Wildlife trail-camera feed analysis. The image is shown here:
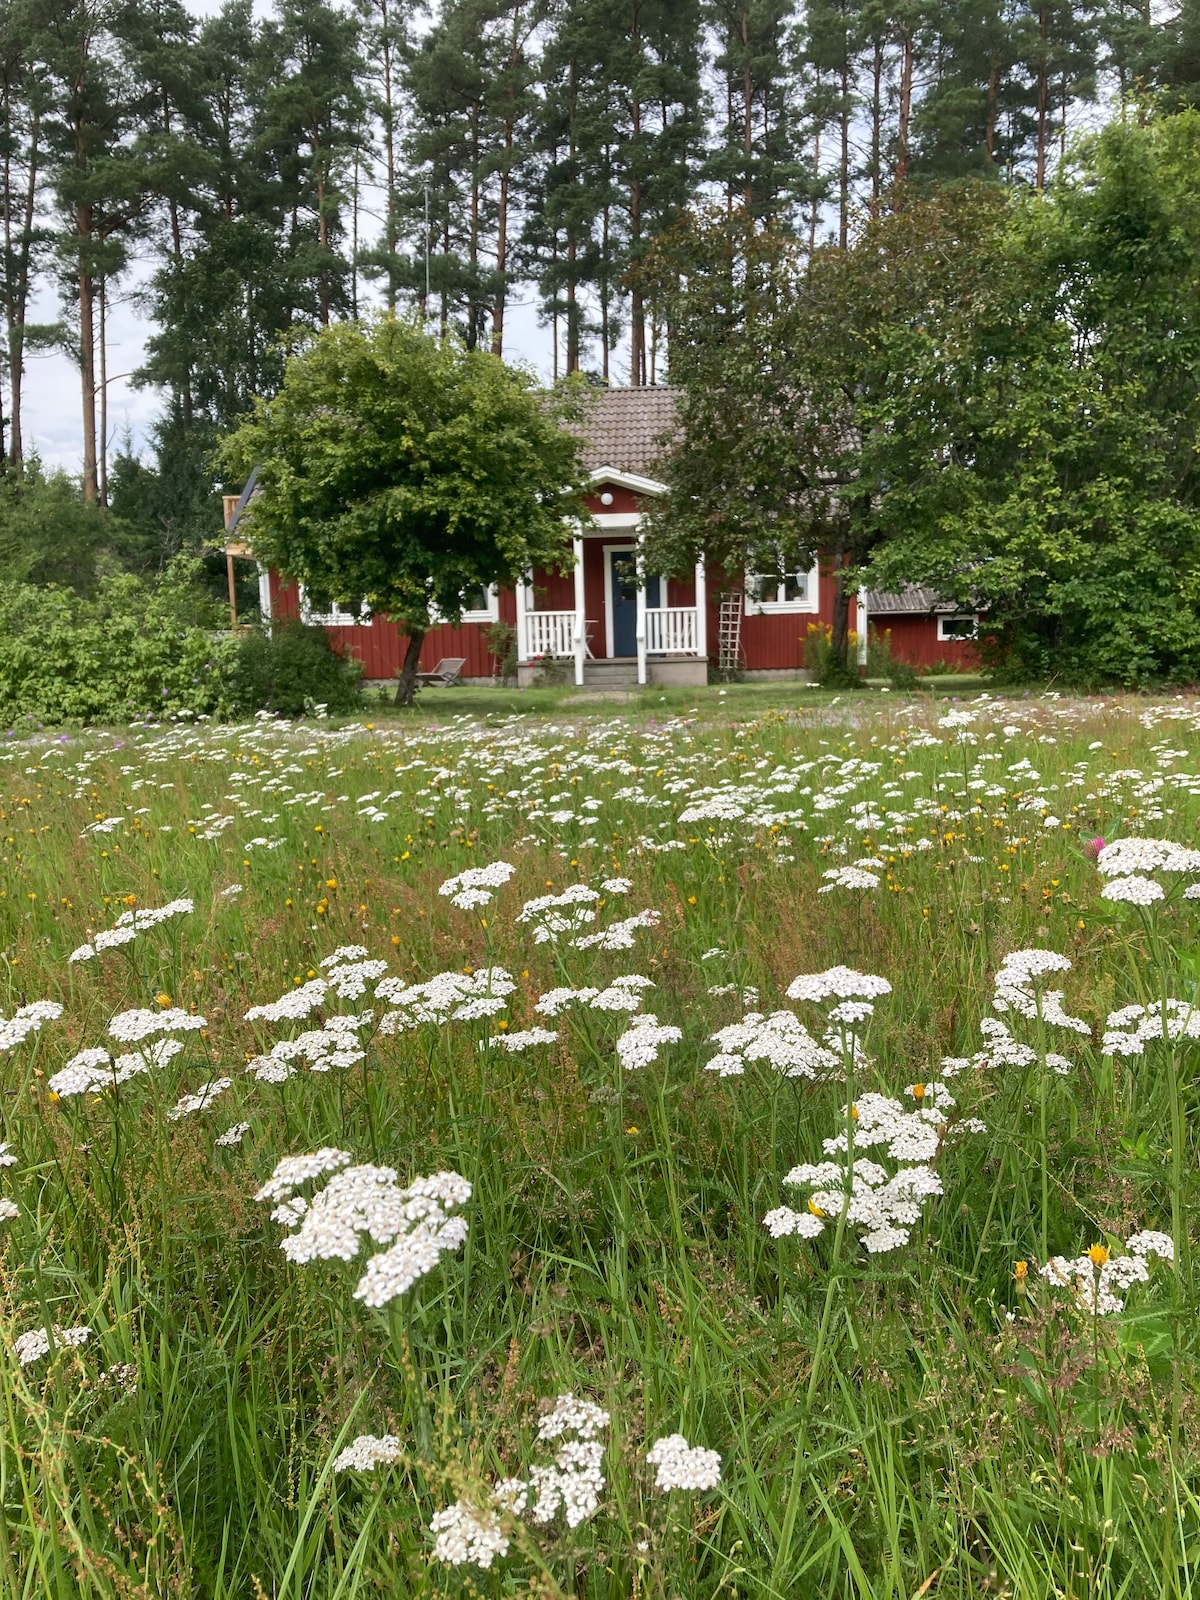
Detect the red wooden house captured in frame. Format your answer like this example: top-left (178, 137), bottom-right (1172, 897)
top-left (253, 388), bottom-right (978, 686)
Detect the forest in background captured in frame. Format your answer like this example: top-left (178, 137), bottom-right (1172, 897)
top-left (2, 0), bottom-right (1200, 644)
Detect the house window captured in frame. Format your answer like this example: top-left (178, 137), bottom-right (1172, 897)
top-left (429, 585), bottom-right (500, 625)
top-left (745, 565), bottom-right (819, 613)
top-left (937, 614), bottom-right (978, 641)
top-left (460, 584), bottom-right (499, 623)
top-left (299, 587), bottom-right (372, 627)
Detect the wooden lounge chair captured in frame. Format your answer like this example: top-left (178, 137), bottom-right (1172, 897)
top-left (415, 657), bottom-right (467, 688)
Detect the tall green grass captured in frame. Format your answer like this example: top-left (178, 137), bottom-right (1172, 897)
top-left (0, 694), bottom-right (1197, 1597)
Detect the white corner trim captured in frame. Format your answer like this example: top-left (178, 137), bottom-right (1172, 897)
top-left (588, 466), bottom-right (667, 497)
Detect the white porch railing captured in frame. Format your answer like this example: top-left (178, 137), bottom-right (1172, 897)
top-left (645, 606), bottom-right (698, 656)
top-left (523, 610), bottom-right (575, 659)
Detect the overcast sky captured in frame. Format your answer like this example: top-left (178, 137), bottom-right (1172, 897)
top-left (24, 0), bottom-right (560, 483)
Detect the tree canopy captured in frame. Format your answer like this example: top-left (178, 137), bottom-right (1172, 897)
top-left (644, 114), bottom-right (1200, 685)
top-left (220, 316), bottom-right (589, 700)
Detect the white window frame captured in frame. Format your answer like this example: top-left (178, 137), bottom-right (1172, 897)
top-left (298, 586), bottom-right (372, 627)
top-left (744, 563), bottom-right (820, 615)
top-left (937, 613), bottom-right (979, 641)
top-left (428, 585), bottom-right (500, 626)
top-left (460, 584), bottom-right (500, 624)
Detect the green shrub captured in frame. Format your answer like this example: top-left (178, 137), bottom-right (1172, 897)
top-left (230, 620), bottom-right (363, 717)
top-left (0, 567), bottom-right (243, 726)
top-left (0, 566), bottom-right (362, 726)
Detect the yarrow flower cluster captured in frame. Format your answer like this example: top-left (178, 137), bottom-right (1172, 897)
top-left (246, 1013), bottom-right (372, 1080)
top-left (319, 946), bottom-right (390, 999)
top-left (333, 1433), bottom-right (403, 1473)
top-left (645, 1434), bottom-right (722, 1493)
top-left (535, 976), bottom-right (653, 1017)
top-left (991, 949), bottom-right (1089, 1034)
top-left (1040, 1232), bottom-right (1174, 1315)
top-left (47, 1036), bottom-right (186, 1099)
top-left (516, 883), bottom-right (600, 943)
top-left (1101, 998), bottom-right (1200, 1057)
top-left (764, 1082), bottom-right (972, 1254)
top-left (438, 860), bottom-right (516, 911)
top-left (484, 1027), bottom-right (558, 1053)
top-left (429, 1500), bottom-right (510, 1570)
top-left (377, 968), bottom-right (515, 1032)
top-left (707, 1011), bottom-right (839, 1080)
top-left (0, 1000), bottom-right (62, 1053)
top-left (573, 909), bottom-right (661, 951)
top-left (819, 865), bottom-right (881, 893)
top-left (255, 1154), bottom-right (471, 1308)
top-left (108, 1007), bottom-right (206, 1044)
top-left (167, 1078), bottom-right (232, 1120)
top-left (12, 1325), bottom-right (91, 1366)
top-left (1094, 837), bottom-right (1200, 906)
top-left (245, 979), bottom-right (329, 1024)
top-left (69, 898), bottom-right (193, 962)
top-left (615, 1014), bottom-right (682, 1071)
top-left (786, 968), bottom-right (893, 1005)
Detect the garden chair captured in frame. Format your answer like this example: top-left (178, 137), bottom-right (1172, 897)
top-left (415, 657), bottom-right (467, 688)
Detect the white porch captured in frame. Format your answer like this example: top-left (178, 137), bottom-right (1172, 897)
top-left (514, 531), bottom-right (708, 688)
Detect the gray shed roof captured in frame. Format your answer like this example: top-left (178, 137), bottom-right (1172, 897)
top-left (863, 585), bottom-right (962, 615)
top-left (576, 386), bottom-right (680, 478)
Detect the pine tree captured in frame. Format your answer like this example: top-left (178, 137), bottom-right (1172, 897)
top-left (0, 0), bottom-right (56, 468)
top-left (256, 0), bottom-right (367, 327)
top-left (41, 0), bottom-right (153, 502)
top-left (706, 0), bottom-right (800, 225)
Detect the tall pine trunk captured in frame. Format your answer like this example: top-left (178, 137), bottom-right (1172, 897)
top-left (1035, 7), bottom-right (1049, 192)
top-left (98, 273), bottom-right (108, 506)
top-left (77, 206), bottom-right (98, 504)
top-left (896, 23), bottom-right (913, 187)
top-left (4, 101), bottom-right (39, 469)
top-left (838, 62), bottom-right (850, 248)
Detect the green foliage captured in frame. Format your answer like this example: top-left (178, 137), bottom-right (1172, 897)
top-left (0, 565), bottom-right (241, 726)
top-left (219, 316), bottom-right (590, 699)
top-left (230, 619), bottom-right (363, 717)
top-left (0, 461), bottom-right (109, 593)
top-left (867, 116), bottom-right (1200, 687)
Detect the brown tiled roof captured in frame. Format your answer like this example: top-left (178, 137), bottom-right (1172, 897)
top-left (576, 386), bottom-right (680, 478)
top-left (864, 585), bottom-right (960, 615)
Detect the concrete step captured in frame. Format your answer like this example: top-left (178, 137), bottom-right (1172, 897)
top-left (583, 660), bottom-right (639, 688)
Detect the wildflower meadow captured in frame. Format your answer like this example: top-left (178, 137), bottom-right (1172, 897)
top-left (2, 691), bottom-right (1199, 1598)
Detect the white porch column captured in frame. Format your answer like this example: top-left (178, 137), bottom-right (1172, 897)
top-left (572, 532), bottom-right (586, 687)
top-left (694, 558), bottom-right (707, 662)
top-left (514, 571), bottom-right (530, 664)
top-left (257, 563), bottom-right (273, 625)
top-left (635, 530), bottom-right (648, 686)
top-left (857, 586), bottom-right (869, 668)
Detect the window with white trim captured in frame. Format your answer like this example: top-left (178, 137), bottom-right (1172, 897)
top-left (937, 614), bottom-right (978, 641)
top-left (298, 587), bottom-right (372, 627)
top-left (460, 584), bottom-right (499, 623)
top-left (745, 564), bottom-right (819, 614)
top-left (429, 585), bottom-right (500, 625)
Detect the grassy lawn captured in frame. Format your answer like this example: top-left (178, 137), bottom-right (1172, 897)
top-left (366, 673), bottom-right (998, 721)
top-left (1, 691), bottom-right (1198, 1597)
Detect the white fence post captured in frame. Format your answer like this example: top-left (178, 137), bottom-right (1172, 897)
top-left (694, 559), bottom-right (707, 663)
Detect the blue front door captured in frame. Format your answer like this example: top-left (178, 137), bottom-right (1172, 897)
top-left (609, 550), bottom-right (659, 658)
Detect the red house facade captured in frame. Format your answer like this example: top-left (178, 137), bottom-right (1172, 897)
top-left (256, 388), bottom-right (978, 686)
